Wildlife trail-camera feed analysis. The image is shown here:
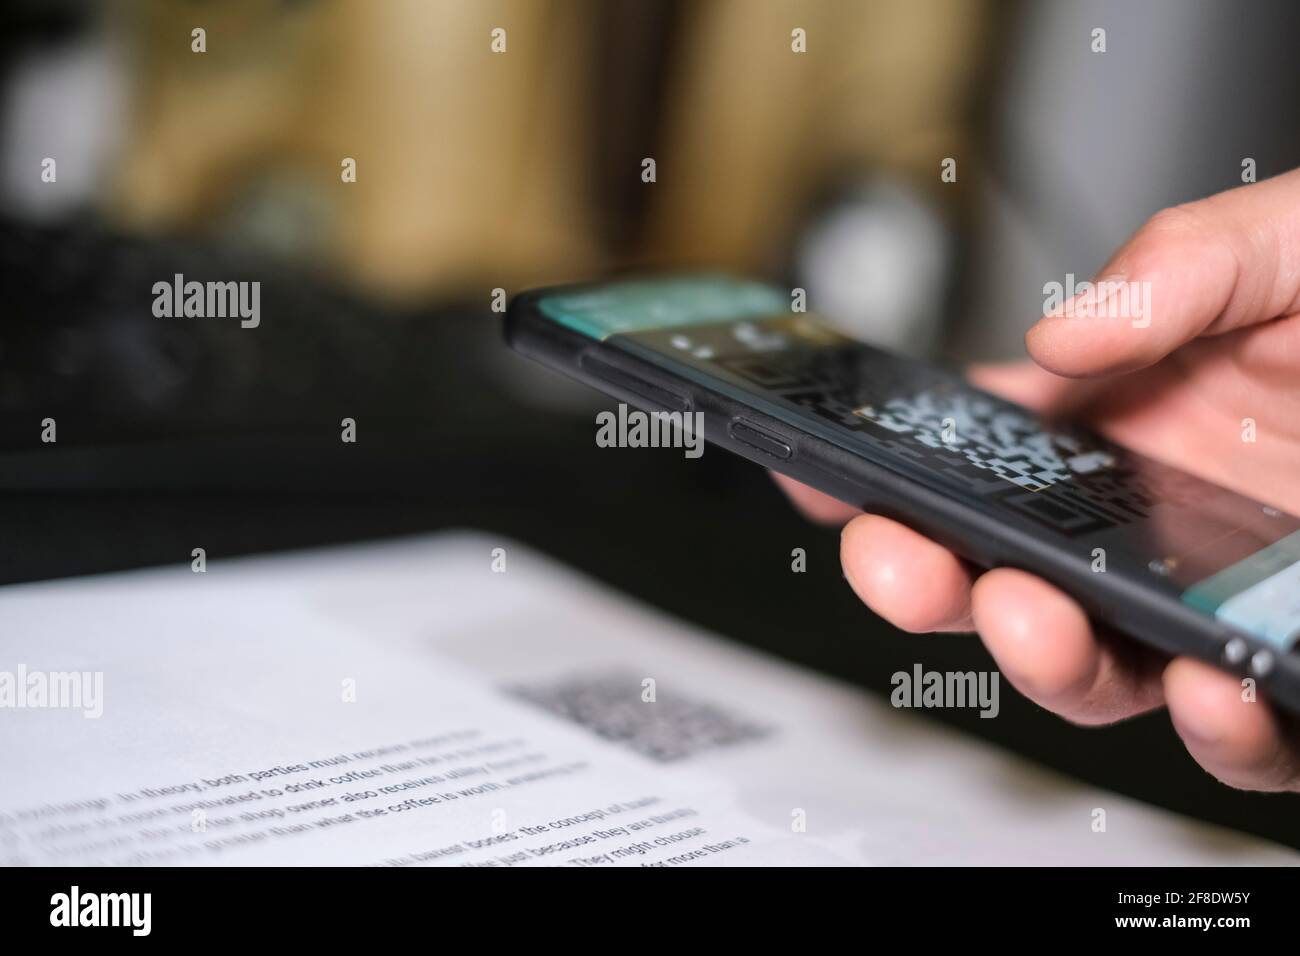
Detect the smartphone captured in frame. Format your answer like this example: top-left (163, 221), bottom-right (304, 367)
top-left (506, 274), bottom-right (1300, 714)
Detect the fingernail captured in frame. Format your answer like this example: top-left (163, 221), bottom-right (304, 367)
top-left (1043, 273), bottom-right (1129, 320)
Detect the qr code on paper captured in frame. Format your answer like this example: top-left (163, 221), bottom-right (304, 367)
top-left (505, 671), bottom-right (770, 763)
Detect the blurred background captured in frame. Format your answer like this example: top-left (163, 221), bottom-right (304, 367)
top-left (4, 0), bottom-right (1300, 845)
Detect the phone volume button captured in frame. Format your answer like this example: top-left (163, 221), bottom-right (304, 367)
top-left (579, 355), bottom-right (691, 412)
top-left (728, 420), bottom-right (793, 460)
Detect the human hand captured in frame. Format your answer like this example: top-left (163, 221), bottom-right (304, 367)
top-left (780, 169), bottom-right (1300, 790)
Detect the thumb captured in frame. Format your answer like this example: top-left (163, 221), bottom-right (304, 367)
top-left (1027, 168), bottom-right (1300, 378)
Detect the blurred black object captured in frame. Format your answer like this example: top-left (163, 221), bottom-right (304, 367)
top-left (0, 0), bottom-right (88, 50)
top-left (0, 215), bottom-right (552, 497)
top-left (0, 216), bottom-right (459, 447)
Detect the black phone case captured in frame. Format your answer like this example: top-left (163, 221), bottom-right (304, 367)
top-left (507, 285), bottom-right (1300, 718)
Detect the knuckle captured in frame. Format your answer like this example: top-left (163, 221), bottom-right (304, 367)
top-left (1134, 203), bottom-right (1211, 248)
top-left (1121, 201), bottom-right (1240, 287)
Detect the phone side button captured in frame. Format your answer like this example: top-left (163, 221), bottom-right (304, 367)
top-left (728, 420), bottom-right (793, 460)
top-left (578, 355), bottom-right (691, 413)
top-left (1223, 637), bottom-right (1249, 666)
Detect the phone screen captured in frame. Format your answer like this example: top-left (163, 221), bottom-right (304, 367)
top-left (537, 277), bottom-right (1300, 652)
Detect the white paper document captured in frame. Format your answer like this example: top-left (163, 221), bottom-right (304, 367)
top-left (1, 532), bottom-right (1293, 866)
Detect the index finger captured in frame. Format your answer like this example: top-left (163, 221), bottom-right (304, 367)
top-left (1027, 168), bottom-right (1300, 378)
